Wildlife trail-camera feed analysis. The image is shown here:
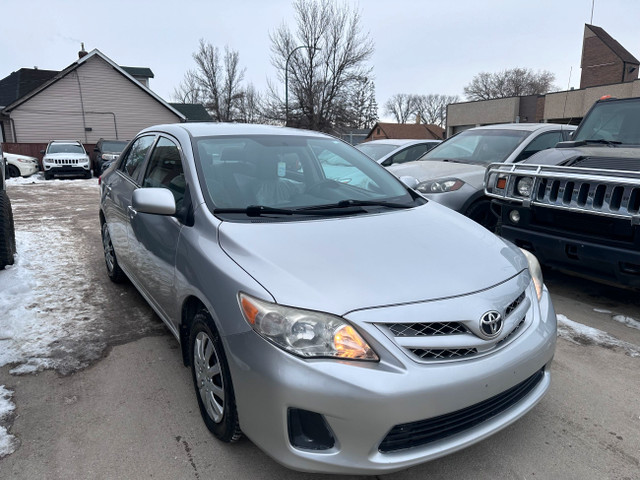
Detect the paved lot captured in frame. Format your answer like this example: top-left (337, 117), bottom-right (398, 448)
top-left (1, 179), bottom-right (639, 479)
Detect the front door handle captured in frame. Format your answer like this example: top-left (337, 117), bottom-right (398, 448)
top-left (127, 205), bottom-right (137, 219)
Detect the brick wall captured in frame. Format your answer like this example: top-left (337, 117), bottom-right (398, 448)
top-left (581, 36), bottom-right (626, 88)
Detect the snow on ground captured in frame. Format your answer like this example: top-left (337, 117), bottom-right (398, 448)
top-left (6, 172), bottom-right (99, 187)
top-left (557, 314), bottom-right (640, 357)
top-left (612, 314), bottom-right (640, 331)
top-left (0, 385), bottom-right (17, 458)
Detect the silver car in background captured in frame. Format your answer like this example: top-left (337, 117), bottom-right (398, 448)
top-left (99, 123), bottom-right (556, 474)
top-left (355, 138), bottom-right (440, 166)
top-left (388, 123), bottom-right (576, 228)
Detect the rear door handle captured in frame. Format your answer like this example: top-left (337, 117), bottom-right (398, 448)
top-left (127, 205), bottom-right (137, 219)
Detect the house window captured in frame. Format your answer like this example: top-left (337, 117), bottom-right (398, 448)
top-left (376, 128), bottom-right (380, 135)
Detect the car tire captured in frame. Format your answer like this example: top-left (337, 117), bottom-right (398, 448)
top-left (189, 310), bottom-right (242, 443)
top-left (466, 199), bottom-right (497, 231)
top-left (7, 165), bottom-right (20, 178)
top-left (0, 190), bottom-right (17, 269)
top-left (44, 171), bottom-right (53, 180)
top-left (101, 222), bottom-right (126, 283)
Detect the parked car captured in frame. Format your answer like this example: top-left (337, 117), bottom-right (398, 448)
top-left (356, 139), bottom-right (440, 166)
top-left (485, 96), bottom-right (640, 288)
top-left (387, 124), bottom-right (576, 229)
top-left (3, 151), bottom-right (39, 178)
top-left (92, 138), bottom-right (128, 176)
top-left (41, 140), bottom-right (91, 179)
top-left (0, 144), bottom-right (16, 269)
top-left (99, 123), bottom-right (556, 475)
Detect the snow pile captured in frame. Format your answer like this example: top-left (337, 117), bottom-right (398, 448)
top-left (0, 229), bottom-right (108, 375)
top-left (557, 314), bottom-right (640, 357)
top-left (6, 172), bottom-right (99, 188)
top-left (0, 385), bottom-right (17, 458)
top-left (612, 314), bottom-right (640, 331)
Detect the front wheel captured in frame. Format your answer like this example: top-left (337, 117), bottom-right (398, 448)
top-left (7, 165), bottom-right (20, 178)
top-left (189, 310), bottom-right (241, 443)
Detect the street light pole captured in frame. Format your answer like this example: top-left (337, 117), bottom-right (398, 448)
top-left (285, 44), bottom-right (319, 127)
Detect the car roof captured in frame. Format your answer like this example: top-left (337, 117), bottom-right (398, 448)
top-left (468, 123), bottom-right (577, 132)
top-left (49, 140), bottom-right (83, 144)
top-left (139, 122), bottom-right (330, 139)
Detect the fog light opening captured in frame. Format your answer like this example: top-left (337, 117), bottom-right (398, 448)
top-left (288, 408), bottom-right (336, 451)
top-left (509, 210), bottom-right (521, 224)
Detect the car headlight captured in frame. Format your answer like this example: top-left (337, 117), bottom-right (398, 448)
top-left (516, 176), bottom-right (534, 197)
top-left (519, 248), bottom-right (543, 301)
top-left (239, 293), bottom-right (378, 361)
top-left (416, 178), bottom-right (464, 194)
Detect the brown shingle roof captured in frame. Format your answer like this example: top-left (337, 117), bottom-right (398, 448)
top-left (367, 122), bottom-right (444, 140)
top-left (586, 24), bottom-right (639, 65)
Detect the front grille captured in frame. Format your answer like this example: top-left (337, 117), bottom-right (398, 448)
top-left (496, 318), bottom-right (526, 347)
top-left (409, 348), bottom-right (477, 360)
top-left (389, 322), bottom-right (467, 337)
top-left (52, 158), bottom-right (81, 165)
top-left (378, 368), bottom-right (544, 453)
top-left (505, 292), bottom-right (525, 317)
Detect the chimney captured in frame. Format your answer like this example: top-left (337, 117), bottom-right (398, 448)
top-left (78, 43), bottom-right (88, 59)
top-left (415, 114), bottom-right (421, 124)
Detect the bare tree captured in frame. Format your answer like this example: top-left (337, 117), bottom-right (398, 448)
top-left (348, 77), bottom-right (378, 129)
top-left (236, 83), bottom-right (265, 124)
top-left (175, 39), bottom-right (247, 122)
top-left (269, 0), bottom-right (375, 132)
top-left (172, 70), bottom-right (203, 104)
top-left (414, 94), bottom-right (460, 128)
top-left (383, 94), bottom-right (419, 123)
top-left (464, 68), bottom-right (556, 101)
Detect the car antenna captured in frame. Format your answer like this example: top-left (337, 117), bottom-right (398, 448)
top-left (562, 67), bottom-right (573, 127)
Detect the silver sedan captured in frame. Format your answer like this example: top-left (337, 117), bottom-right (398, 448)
top-left (99, 123), bottom-right (556, 474)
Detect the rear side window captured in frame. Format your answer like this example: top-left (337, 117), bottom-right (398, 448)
top-left (119, 135), bottom-right (155, 180)
top-left (142, 137), bottom-right (186, 209)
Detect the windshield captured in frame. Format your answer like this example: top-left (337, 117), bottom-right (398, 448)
top-left (419, 129), bottom-right (531, 165)
top-left (355, 143), bottom-right (400, 160)
top-left (102, 141), bottom-right (128, 152)
top-left (48, 143), bottom-right (85, 154)
top-left (193, 135), bottom-right (415, 215)
top-left (573, 98), bottom-right (640, 145)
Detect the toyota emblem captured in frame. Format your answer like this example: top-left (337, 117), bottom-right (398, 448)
top-left (480, 311), bottom-right (503, 339)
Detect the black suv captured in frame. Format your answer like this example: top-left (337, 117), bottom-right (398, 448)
top-left (92, 139), bottom-right (128, 176)
top-left (485, 96), bottom-right (640, 288)
top-left (0, 144), bottom-right (16, 269)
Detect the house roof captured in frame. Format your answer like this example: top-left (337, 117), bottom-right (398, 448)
top-left (367, 122), bottom-right (445, 140)
top-left (0, 68), bottom-right (58, 107)
top-left (1, 49), bottom-right (185, 120)
top-left (585, 24), bottom-right (640, 65)
top-left (121, 66), bottom-right (154, 78)
top-left (169, 103), bottom-right (212, 121)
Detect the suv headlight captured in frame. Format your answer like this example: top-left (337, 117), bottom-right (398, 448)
top-left (519, 248), bottom-right (543, 301)
top-left (516, 176), bottom-right (534, 197)
top-left (239, 293), bottom-right (378, 361)
top-left (416, 178), bottom-right (464, 194)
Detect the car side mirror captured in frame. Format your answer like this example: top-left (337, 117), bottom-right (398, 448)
top-left (94, 147), bottom-right (100, 152)
top-left (399, 176), bottom-right (419, 189)
top-left (132, 188), bottom-right (176, 215)
top-left (40, 150), bottom-right (45, 154)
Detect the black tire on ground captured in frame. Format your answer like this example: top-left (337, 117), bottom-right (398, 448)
top-left (0, 190), bottom-right (17, 269)
top-left (189, 310), bottom-right (242, 443)
top-left (84, 169), bottom-right (92, 179)
top-left (7, 164), bottom-right (20, 178)
top-left (466, 198), bottom-right (498, 231)
top-left (44, 171), bottom-right (53, 180)
top-left (101, 222), bottom-right (126, 283)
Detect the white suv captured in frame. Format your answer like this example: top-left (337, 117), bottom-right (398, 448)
top-left (42, 140), bottom-right (91, 180)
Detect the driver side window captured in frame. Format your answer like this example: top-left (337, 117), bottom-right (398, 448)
top-left (119, 135), bottom-right (155, 181)
top-left (141, 137), bottom-right (186, 210)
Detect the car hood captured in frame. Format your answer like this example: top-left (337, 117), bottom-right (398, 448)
top-left (388, 161), bottom-right (486, 185)
top-left (44, 153), bottom-right (88, 159)
top-left (526, 145), bottom-right (640, 165)
top-left (218, 202), bottom-right (526, 315)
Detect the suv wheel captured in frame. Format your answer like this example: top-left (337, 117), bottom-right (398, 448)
top-left (44, 171), bottom-right (53, 180)
top-left (0, 190), bottom-right (16, 269)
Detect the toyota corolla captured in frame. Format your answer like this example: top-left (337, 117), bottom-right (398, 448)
top-left (99, 123), bottom-right (556, 474)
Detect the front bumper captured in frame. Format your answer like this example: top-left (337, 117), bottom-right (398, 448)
top-left (44, 164), bottom-right (90, 177)
top-left (224, 281), bottom-right (556, 474)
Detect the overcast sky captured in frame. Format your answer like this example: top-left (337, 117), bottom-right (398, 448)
top-left (2, 0), bottom-right (639, 120)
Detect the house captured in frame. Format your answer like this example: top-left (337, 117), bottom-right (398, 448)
top-left (364, 122), bottom-right (445, 142)
top-left (0, 48), bottom-right (187, 154)
top-left (169, 103), bottom-right (213, 122)
top-left (446, 24), bottom-right (640, 137)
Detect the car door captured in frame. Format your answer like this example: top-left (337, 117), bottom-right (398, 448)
top-left (128, 135), bottom-right (187, 327)
top-left (513, 130), bottom-right (565, 162)
top-left (104, 134), bottom-right (156, 274)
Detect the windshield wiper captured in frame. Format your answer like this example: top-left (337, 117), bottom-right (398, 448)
top-left (214, 204), bottom-right (368, 217)
top-left (581, 138), bottom-right (622, 146)
top-left (297, 199), bottom-right (413, 211)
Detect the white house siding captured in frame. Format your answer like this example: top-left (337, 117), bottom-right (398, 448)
top-left (10, 56), bottom-right (181, 143)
